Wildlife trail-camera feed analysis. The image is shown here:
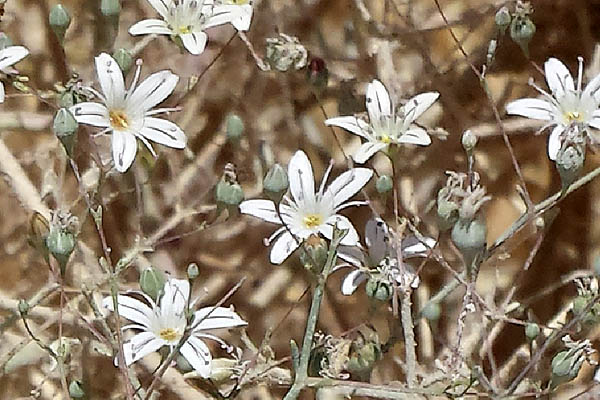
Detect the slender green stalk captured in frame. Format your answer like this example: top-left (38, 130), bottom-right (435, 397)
top-left (400, 288), bottom-right (417, 387)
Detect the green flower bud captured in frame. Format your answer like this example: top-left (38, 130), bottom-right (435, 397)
top-left (375, 175), bottom-right (393, 194)
top-left (68, 380), bottom-right (85, 399)
top-left (525, 323), bottom-right (540, 341)
top-left (139, 266), bottom-right (166, 302)
top-left (347, 341), bottom-right (381, 381)
top-left (436, 187), bottom-right (459, 232)
top-left (49, 4), bottom-right (71, 44)
top-left (0, 32), bottom-right (13, 50)
top-left (18, 299), bottom-right (29, 315)
top-left (112, 48), bottom-right (133, 75)
top-left (461, 130), bottom-right (478, 154)
top-left (176, 352), bottom-right (194, 373)
top-left (263, 163), bottom-right (289, 202)
top-left (46, 223), bottom-right (76, 276)
top-left (187, 263), bottom-right (199, 280)
top-left (365, 278), bottom-right (392, 302)
top-left (572, 296), bottom-right (587, 316)
top-left (300, 235), bottom-right (328, 274)
top-left (225, 114), bottom-right (244, 143)
top-left (495, 7), bottom-right (511, 34)
top-left (551, 349), bottom-right (585, 388)
top-left (100, 0), bottom-right (121, 17)
top-left (556, 143), bottom-right (585, 191)
top-left (58, 91), bottom-right (76, 108)
top-left (215, 180), bottom-right (244, 208)
top-left (421, 301), bottom-right (441, 321)
top-left (451, 218), bottom-right (487, 274)
top-left (510, 16), bottom-right (536, 58)
top-left (53, 108), bottom-right (78, 157)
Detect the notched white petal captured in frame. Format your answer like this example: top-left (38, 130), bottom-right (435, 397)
top-left (139, 117), bottom-right (186, 149)
top-left (112, 130), bottom-right (138, 172)
top-left (341, 270), bottom-right (367, 295)
top-left (366, 79), bottom-right (392, 121)
top-left (129, 19), bottom-right (173, 36)
top-left (181, 32), bottom-right (208, 55)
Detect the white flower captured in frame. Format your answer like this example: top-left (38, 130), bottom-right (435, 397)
top-left (337, 218), bottom-right (435, 295)
top-left (205, 0), bottom-right (253, 31)
top-left (325, 79), bottom-right (439, 164)
top-left (239, 150), bottom-right (373, 264)
top-left (129, 0), bottom-right (243, 55)
top-left (69, 53), bottom-right (186, 172)
top-left (103, 278), bottom-right (247, 378)
top-left (0, 45), bottom-right (29, 103)
top-left (506, 57), bottom-right (600, 161)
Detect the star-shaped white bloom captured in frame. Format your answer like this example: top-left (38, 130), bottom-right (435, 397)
top-left (337, 218), bottom-right (435, 295)
top-left (506, 57), bottom-right (600, 161)
top-left (239, 150), bottom-right (373, 264)
top-left (103, 278), bottom-right (247, 378)
top-left (69, 53), bottom-right (186, 172)
top-left (325, 79), bottom-right (439, 164)
top-left (129, 0), bottom-right (243, 55)
top-left (204, 0), bottom-right (253, 31)
top-left (0, 45), bottom-right (29, 103)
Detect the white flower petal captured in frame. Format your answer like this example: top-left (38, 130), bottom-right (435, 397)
top-left (130, 70), bottom-right (179, 111)
top-left (399, 127), bottom-right (432, 146)
top-left (138, 117), bottom-right (186, 149)
top-left (193, 307), bottom-right (247, 331)
top-left (95, 53), bottom-right (126, 105)
top-left (321, 215), bottom-right (360, 246)
top-left (505, 98), bottom-right (554, 121)
top-left (0, 82), bottom-right (4, 103)
top-left (288, 150), bottom-right (315, 204)
top-left (402, 92), bottom-right (439, 125)
top-left (365, 218), bottom-right (388, 263)
top-left (583, 72), bottom-right (600, 102)
top-left (124, 332), bottom-right (164, 365)
top-left (337, 245), bottom-right (365, 268)
top-left (112, 130), bottom-right (138, 172)
top-left (548, 125), bottom-right (564, 161)
top-left (181, 32), bottom-right (208, 55)
top-left (590, 110), bottom-right (600, 130)
top-left (204, 5), bottom-right (241, 29)
top-left (0, 46), bottom-right (29, 70)
top-left (341, 270), bottom-right (367, 295)
top-left (147, 0), bottom-right (172, 19)
top-left (324, 116), bottom-right (370, 139)
top-left (102, 295), bottom-right (153, 328)
top-left (230, 5), bottom-right (253, 31)
top-left (160, 278), bottom-right (190, 314)
top-left (353, 142), bottom-right (387, 164)
top-left (180, 336), bottom-right (212, 378)
top-left (544, 57), bottom-right (574, 98)
top-left (402, 236), bottom-right (435, 257)
top-left (129, 19), bottom-right (173, 36)
top-left (270, 230), bottom-right (300, 264)
top-left (366, 79), bottom-right (392, 121)
top-left (69, 102), bottom-right (110, 128)
top-left (326, 168), bottom-right (372, 209)
top-left (239, 199), bottom-right (280, 224)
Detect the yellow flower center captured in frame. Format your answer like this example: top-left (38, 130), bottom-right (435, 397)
top-left (303, 214), bottom-right (322, 228)
top-left (109, 110), bottom-right (130, 130)
top-left (179, 25), bottom-right (192, 34)
top-left (228, 0), bottom-right (249, 4)
top-left (159, 327), bottom-right (179, 342)
top-left (380, 134), bottom-right (392, 144)
top-left (565, 111), bottom-right (584, 122)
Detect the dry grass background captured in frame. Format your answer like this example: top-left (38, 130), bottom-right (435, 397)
top-left (2, 0), bottom-right (600, 398)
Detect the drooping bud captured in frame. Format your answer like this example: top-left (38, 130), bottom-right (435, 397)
top-left (525, 322), bottom-right (540, 341)
top-left (375, 175), bottom-right (393, 194)
top-left (365, 278), bottom-right (392, 302)
top-left (49, 4), bottom-right (71, 44)
top-left (510, 16), bottom-right (536, 58)
top-left (263, 163), bottom-right (289, 202)
top-left (461, 130), bottom-right (478, 155)
top-left (68, 380), bottom-right (85, 399)
top-left (225, 113), bottom-right (244, 143)
top-left (306, 57), bottom-right (328, 93)
top-left (139, 266), bottom-right (166, 302)
top-left (187, 263), bottom-right (199, 280)
top-left (265, 33), bottom-right (308, 72)
top-left (112, 48), bottom-right (133, 75)
top-left (494, 7), bottom-right (511, 35)
top-left (300, 235), bottom-right (328, 274)
top-left (53, 108), bottom-right (78, 157)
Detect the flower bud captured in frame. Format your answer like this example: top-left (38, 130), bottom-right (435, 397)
top-left (375, 175), bottom-right (393, 194)
top-left (556, 142), bottom-right (585, 190)
top-left (451, 218), bottom-right (487, 272)
top-left (551, 349), bottom-right (584, 388)
top-left (525, 323), bottom-right (540, 341)
top-left (225, 113), bottom-right (244, 143)
top-left (100, 0), bottom-right (121, 17)
top-left (421, 301), bottom-right (441, 321)
top-left (461, 130), bottom-right (478, 155)
top-left (347, 341), bottom-right (381, 381)
top-left (68, 380), bottom-right (85, 399)
top-left (263, 163), bottom-right (289, 202)
top-left (436, 187), bottom-right (459, 232)
top-left (53, 108), bottom-right (78, 157)
top-left (215, 180), bottom-right (244, 208)
top-left (365, 278), bottom-right (392, 302)
top-left (46, 216), bottom-right (77, 276)
top-left (187, 263), bottom-right (199, 280)
top-left (306, 57), bottom-right (328, 93)
top-left (18, 299), bottom-right (29, 315)
top-left (0, 32), bottom-right (13, 50)
top-left (112, 48), bottom-right (133, 75)
top-left (300, 235), bottom-right (328, 274)
top-left (49, 4), bottom-right (71, 44)
top-left (495, 7), bottom-right (511, 34)
top-left (176, 353), bottom-right (194, 373)
top-left (265, 33), bottom-right (308, 72)
top-left (510, 16), bottom-right (536, 57)
top-left (139, 266), bottom-right (166, 302)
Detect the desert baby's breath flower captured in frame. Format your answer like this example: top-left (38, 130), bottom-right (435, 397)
top-left (129, 0), bottom-right (243, 55)
top-left (0, 45), bottom-right (29, 103)
top-left (103, 278), bottom-right (247, 378)
top-left (506, 57), bottom-right (600, 160)
top-left (70, 53), bottom-right (186, 172)
top-left (325, 79), bottom-right (439, 163)
top-left (239, 150), bottom-right (373, 264)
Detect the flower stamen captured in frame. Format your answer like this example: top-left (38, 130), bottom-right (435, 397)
top-left (303, 214), bottom-right (322, 228)
top-left (109, 110), bottom-right (130, 130)
top-left (159, 327), bottom-right (180, 342)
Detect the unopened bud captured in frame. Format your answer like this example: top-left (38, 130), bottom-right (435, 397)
top-left (525, 323), bottom-right (540, 341)
top-left (46, 223), bottom-right (76, 275)
top-left (300, 235), bottom-right (328, 274)
top-left (225, 114), bottom-right (244, 143)
top-left (556, 143), bottom-right (585, 191)
top-left (451, 218), bottom-right (487, 273)
top-left (112, 48), bottom-right (133, 75)
top-left (176, 353), bottom-right (194, 373)
top-left (375, 175), bottom-right (393, 194)
top-left (139, 266), bottom-right (166, 302)
top-left (551, 349), bottom-right (584, 388)
top-left (365, 278), bottom-right (392, 302)
top-left (306, 57), bottom-right (328, 93)
top-left (216, 180), bottom-right (244, 208)
top-left (347, 340), bottom-right (381, 381)
top-left (187, 263), bottom-right (199, 280)
top-left (101, 0), bottom-right (121, 17)
top-left (461, 130), bottom-right (478, 154)
top-left (263, 163), bottom-right (288, 202)
top-left (510, 16), bottom-right (536, 58)
top-left (495, 7), bottom-right (511, 34)
top-left (421, 301), bottom-right (441, 321)
top-left (49, 4), bottom-right (71, 44)
top-left (53, 108), bottom-right (78, 157)
top-left (69, 380), bottom-right (85, 399)
top-left (436, 188), bottom-right (459, 232)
